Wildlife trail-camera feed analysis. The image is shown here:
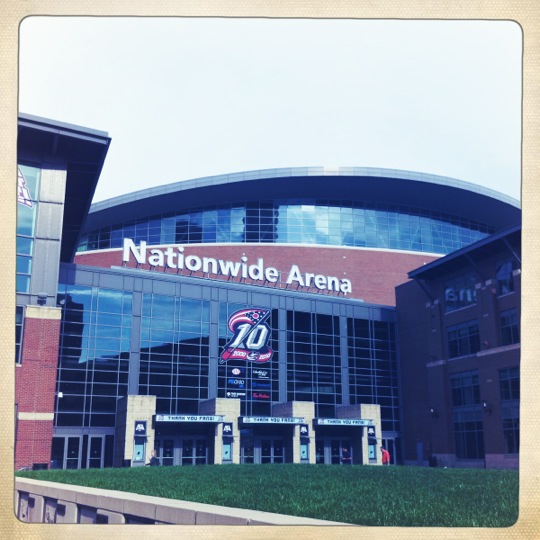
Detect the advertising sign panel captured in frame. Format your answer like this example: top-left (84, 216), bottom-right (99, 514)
top-left (220, 308), bottom-right (274, 364)
top-left (252, 368), bottom-right (270, 379)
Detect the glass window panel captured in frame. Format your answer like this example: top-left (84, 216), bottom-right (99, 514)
top-left (97, 289), bottom-right (125, 314)
top-left (95, 312), bottom-right (123, 326)
top-left (16, 274), bottom-right (30, 293)
top-left (16, 236), bottom-right (33, 255)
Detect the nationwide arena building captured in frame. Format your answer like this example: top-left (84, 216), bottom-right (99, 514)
top-left (15, 114), bottom-right (521, 471)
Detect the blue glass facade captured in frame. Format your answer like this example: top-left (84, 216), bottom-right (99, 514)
top-left (78, 200), bottom-right (493, 255)
top-left (55, 284), bottom-right (132, 428)
top-left (54, 266), bottom-right (398, 446)
top-left (16, 164), bottom-right (41, 294)
top-left (140, 294), bottom-right (211, 415)
top-left (17, 115), bottom-right (522, 473)
top-left (347, 318), bottom-right (399, 433)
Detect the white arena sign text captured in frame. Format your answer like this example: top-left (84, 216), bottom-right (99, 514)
top-left (122, 239), bottom-right (352, 294)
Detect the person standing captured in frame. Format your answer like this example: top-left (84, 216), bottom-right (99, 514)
top-left (341, 447), bottom-right (352, 465)
top-left (147, 449), bottom-right (160, 466)
top-left (381, 446), bottom-right (391, 465)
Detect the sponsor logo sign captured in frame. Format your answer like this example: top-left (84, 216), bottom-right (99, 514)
top-left (220, 308), bottom-right (273, 364)
top-left (253, 391), bottom-right (271, 400)
top-left (134, 420), bottom-right (147, 436)
top-left (228, 378), bottom-right (245, 388)
top-left (226, 391), bottom-right (247, 398)
top-left (252, 381), bottom-right (271, 389)
top-left (252, 368), bottom-right (270, 379)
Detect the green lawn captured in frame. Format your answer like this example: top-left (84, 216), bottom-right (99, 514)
top-left (16, 464), bottom-right (518, 527)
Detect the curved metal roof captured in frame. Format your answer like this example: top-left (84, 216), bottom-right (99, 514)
top-left (86, 166), bottom-right (520, 232)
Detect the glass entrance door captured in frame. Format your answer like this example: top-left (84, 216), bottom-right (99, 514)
top-left (161, 439), bottom-right (174, 466)
top-left (66, 437), bottom-right (80, 469)
top-left (181, 438), bottom-right (208, 465)
top-left (316, 440), bottom-right (325, 464)
top-left (241, 439), bottom-right (254, 463)
top-left (52, 434), bottom-right (111, 469)
top-left (88, 436), bottom-right (103, 468)
top-left (155, 437), bottom-right (208, 466)
top-left (261, 439), bottom-right (284, 464)
top-left (314, 438), bottom-right (352, 464)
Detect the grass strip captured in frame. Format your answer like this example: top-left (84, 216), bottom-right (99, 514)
top-left (16, 464), bottom-right (518, 527)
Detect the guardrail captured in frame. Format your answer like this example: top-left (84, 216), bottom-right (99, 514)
top-left (15, 477), bottom-right (352, 525)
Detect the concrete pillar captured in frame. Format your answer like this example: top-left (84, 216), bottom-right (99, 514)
top-left (360, 404), bottom-right (382, 465)
top-left (272, 401), bottom-right (315, 464)
top-left (335, 403), bottom-right (382, 465)
top-left (115, 395), bottom-right (157, 467)
top-left (200, 397), bottom-right (241, 464)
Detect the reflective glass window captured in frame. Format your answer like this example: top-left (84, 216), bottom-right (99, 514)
top-left (499, 367), bottom-right (519, 401)
top-left (451, 370), bottom-right (484, 459)
top-left (15, 306), bottom-right (24, 363)
top-left (80, 199), bottom-right (493, 256)
top-left (453, 408), bottom-right (485, 459)
top-left (140, 293), bottom-right (210, 415)
top-left (17, 164), bottom-right (41, 293)
top-left (499, 367), bottom-right (519, 454)
top-left (56, 283), bottom-right (132, 427)
top-left (496, 257), bottom-right (516, 296)
top-left (500, 309), bottom-right (519, 346)
top-left (347, 317), bottom-right (399, 432)
top-left (447, 321), bottom-right (480, 358)
top-left (451, 371), bottom-right (480, 407)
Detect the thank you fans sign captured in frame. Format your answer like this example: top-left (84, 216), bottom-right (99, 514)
top-left (220, 308), bottom-right (273, 364)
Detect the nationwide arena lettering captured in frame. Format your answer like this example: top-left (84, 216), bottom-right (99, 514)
top-left (122, 239), bottom-right (352, 294)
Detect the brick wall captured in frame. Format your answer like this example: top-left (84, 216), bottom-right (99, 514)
top-left (76, 245), bottom-right (437, 306)
top-left (15, 306), bottom-right (61, 469)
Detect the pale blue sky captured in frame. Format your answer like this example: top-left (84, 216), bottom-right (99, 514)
top-left (19, 17), bottom-right (522, 202)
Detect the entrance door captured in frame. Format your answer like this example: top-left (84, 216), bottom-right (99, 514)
top-left (331, 439), bottom-right (352, 464)
top-left (162, 439), bottom-right (174, 466)
top-left (261, 439), bottom-right (284, 464)
top-left (52, 435), bottom-right (111, 469)
top-left (156, 437), bottom-right (208, 466)
top-left (181, 439), bottom-right (208, 466)
top-left (316, 440), bottom-right (325, 464)
top-left (241, 439), bottom-right (254, 463)
top-left (65, 437), bottom-right (80, 469)
top-left (315, 438), bottom-right (352, 464)
top-left (88, 436), bottom-right (103, 468)
top-left (383, 438), bottom-right (396, 465)
top-left (51, 437), bottom-right (65, 469)
top-left (195, 439), bottom-right (207, 465)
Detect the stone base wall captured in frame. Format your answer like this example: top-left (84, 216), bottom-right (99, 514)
top-left (15, 478), bottom-right (350, 525)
